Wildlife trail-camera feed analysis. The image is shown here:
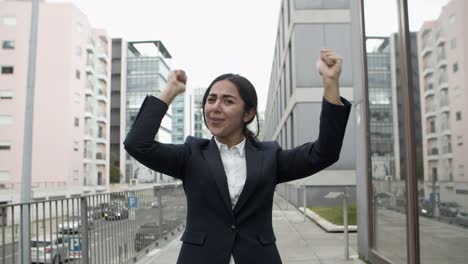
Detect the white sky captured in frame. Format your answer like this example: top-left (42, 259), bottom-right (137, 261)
top-left (50, 0), bottom-right (449, 111)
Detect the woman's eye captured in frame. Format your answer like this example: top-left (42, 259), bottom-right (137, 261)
top-left (207, 98), bottom-right (216, 103)
top-left (225, 100), bottom-right (234, 104)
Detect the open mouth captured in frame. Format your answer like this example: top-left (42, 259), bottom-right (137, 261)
top-left (209, 117), bottom-right (225, 125)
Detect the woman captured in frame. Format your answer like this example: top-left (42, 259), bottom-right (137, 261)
top-left (124, 48), bottom-right (351, 264)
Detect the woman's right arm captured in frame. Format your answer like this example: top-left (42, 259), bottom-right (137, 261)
top-left (123, 70), bottom-right (189, 179)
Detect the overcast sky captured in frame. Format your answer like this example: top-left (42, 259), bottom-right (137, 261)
top-left (50, 0), bottom-right (449, 111)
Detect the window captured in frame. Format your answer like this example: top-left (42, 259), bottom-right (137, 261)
top-left (74, 117), bottom-right (79, 127)
top-left (0, 142), bottom-right (11, 151)
top-left (449, 14), bottom-right (455, 24)
top-left (451, 38), bottom-right (457, 49)
top-left (2, 16), bottom-right (16, 26)
top-left (1, 66), bottom-right (14, 74)
top-left (2, 41), bottom-right (15, 50)
top-left (75, 47), bottom-right (82, 56)
top-left (453, 62), bottom-right (458, 73)
top-left (0, 91), bottom-right (13, 100)
top-left (0, 171), bottom-right (10, 181)
top-left (73, 140), bottom-right (79, 151)
top-left (75, 70), bottom-right (81, 79)
top-left (0, 115), bottom-right (12, 125)
top-left (456, 111), bottom-right (462, 121)
top-left (458, 136), bottom-right (463, 146)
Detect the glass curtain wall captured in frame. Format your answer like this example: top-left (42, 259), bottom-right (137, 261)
top-left (362, 0), bottom-right (468, 263)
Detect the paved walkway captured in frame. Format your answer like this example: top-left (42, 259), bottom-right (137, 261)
top-left (136, 193), bottom-right (364, 264)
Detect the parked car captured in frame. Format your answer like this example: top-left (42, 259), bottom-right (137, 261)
top-left (149, 200), bottom-right (160, 208)
top-left (439, 202), bottom-right (460, 218)
top-left (135, 222), bottom-right (160, 252)
top-left (454, 210), bottom-right (468, 228)
top-left (30, 233), bottom-right (68, 264)
top-left (419, 199), bottom-right (433, 217)
top-left (58, 216), bottom-right (94, 234)
top-left (104, 205), bottom-right (129, 221)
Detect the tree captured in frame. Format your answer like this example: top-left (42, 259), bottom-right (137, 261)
top-left (110, 152), bottom-right (122, 184)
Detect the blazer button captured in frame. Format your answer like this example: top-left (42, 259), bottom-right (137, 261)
top-left (231, 225), bottom-right (236, 231)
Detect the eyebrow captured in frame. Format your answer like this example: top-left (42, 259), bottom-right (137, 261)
top-left (208, 93), bottom-right (237, 100)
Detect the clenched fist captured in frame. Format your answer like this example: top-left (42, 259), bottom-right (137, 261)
top-left (160, 69), bottom-right (188, 106)
top-left (317, 48), bottom-right (342, 81)
top-left (316, 48), bottom-right (343, 105)
top-left (167, 69), bottom-right (187, 95)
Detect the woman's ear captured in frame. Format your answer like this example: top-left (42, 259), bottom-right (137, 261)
top-left (243, 109), bottom-right (256, 123)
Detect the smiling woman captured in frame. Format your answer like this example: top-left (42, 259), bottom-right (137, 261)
top-left (124, 49), bottom-right (351, 264)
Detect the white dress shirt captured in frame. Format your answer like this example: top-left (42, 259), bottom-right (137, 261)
top-left (215, 137), bottom-right (247, 264)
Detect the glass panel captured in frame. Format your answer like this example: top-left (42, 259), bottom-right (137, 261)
top-left (407, 0), bottom-right (468, 263)
top-left (363, 1), bottom-right (407, 263)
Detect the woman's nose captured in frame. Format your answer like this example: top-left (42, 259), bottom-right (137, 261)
top-left (212, 100), bottom-right (222, 112)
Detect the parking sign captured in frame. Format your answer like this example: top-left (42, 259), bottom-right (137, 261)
top-left (128, 196), bottom-right (138, 208)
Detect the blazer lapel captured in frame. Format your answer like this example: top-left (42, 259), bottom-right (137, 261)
top-left (233, 139), bottom-right (263, 215)
top-left (202, 138), bottom-right (233, 215)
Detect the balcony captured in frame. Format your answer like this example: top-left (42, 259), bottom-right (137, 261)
top-left (424, 89), bottom-right (435, 97)
top-left (97, 73), bottom-right (108, 83)
top-left (427, 148), bottom-right (439, 160)
top-left (421, 46), bottom-right (432, 57)
top-left (96, 88), bottom-right (108, 103)
top-left (422, 66), bottom-right (434, 77)
top-left (97, 52), bottom-right (108, 63)
top-left (437, 58), bottom-right (447, 69)
top-left (96, 152), bottom-right (106, 160)
top-left (83, 150), bottom-right (93, 160)
top-left (85, 83), bottom-right (94, 95)
top-left (439, 105), bottom-right (450, 113)
top-left (436, 34), bottom-right (445, 46)
top-left (426, 133), bottom-right (437, 140)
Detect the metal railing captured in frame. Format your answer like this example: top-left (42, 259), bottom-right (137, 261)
top-left (0, 184), bottom-right (186, 263)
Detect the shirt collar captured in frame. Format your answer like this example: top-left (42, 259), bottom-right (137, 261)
top-left (214, 137), bottom-right (246, 157)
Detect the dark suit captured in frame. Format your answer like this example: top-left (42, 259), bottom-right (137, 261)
top-left (124, 95), bottom-right (351, 264)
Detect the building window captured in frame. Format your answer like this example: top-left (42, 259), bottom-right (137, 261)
top-left (0, 91), bottom-right (13, 100)
top-left (450, 38), bottom-right (457, 49)
top-left (458, 136), bottom-right (463, 146)
top-left (2, 16), bottom-right (16, 26)
top-left (0, 171), bottom-right (10, 181)
top-left (73, 141), bottom-right (79, 151)
top-left (456, 111), bottom-right (462, 121)
top-left (97, 172), bottom-right (102, 185)
top-left (74, 117), bottom-right (79, 127)
top-left (453, 62), bottom-right (458, 73)
top-left (2, 41), bottom-right (15, 50)
top-left (75, 70), bottom-right (81, 79)
top-left (449, 14), bottom-right (455, 24)
top-left (0, 115), bottom-right (12, 125)
top-left (76, 47), bottom-right (82, 56)
top-left (1, 66), bottom-right (14, 74)
top-left (0, 142), bottom-right (11, 151)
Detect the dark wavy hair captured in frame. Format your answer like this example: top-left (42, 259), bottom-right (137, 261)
top-left (202, 73), bottom-right (260, 142)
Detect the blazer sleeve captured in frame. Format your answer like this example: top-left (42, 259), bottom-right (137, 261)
top-left (276, 97), bottom-right (351, 184)
top-left (123, 95), bottom-right (190, 180)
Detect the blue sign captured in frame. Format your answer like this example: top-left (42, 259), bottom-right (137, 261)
top-left (430, 192), bottom-right (440, 207)
top-left (128, 196), bottom-right (138, 208)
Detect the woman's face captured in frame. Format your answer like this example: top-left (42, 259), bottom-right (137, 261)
top-left (204, 80), bottom-right (254, 143)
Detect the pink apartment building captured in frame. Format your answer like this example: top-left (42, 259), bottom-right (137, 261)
top-left (418, 0), bottom-right (468, 208)
top-left (0, 0), bottom-right (111, 203)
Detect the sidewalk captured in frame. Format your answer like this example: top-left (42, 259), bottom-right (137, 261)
top-left (136, 193), bottom-right (364, 264)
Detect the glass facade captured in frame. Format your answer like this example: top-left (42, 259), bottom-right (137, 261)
top-left (125, 42), bottom-right (172, 183)
top-left (363, 0), bottom-right (468, 263)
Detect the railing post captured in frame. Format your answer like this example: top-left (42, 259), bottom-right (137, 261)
top-left (80, 196), bottom-right (89, 264)
top-left (158, 185), bottom-right (163, 240)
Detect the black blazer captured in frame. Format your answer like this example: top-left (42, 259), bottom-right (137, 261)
top-left (124, 95), bottom-right (351, 264)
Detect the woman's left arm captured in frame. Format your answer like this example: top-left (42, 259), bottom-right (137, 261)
top-left (276, 49), bottom-right (351, 183)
